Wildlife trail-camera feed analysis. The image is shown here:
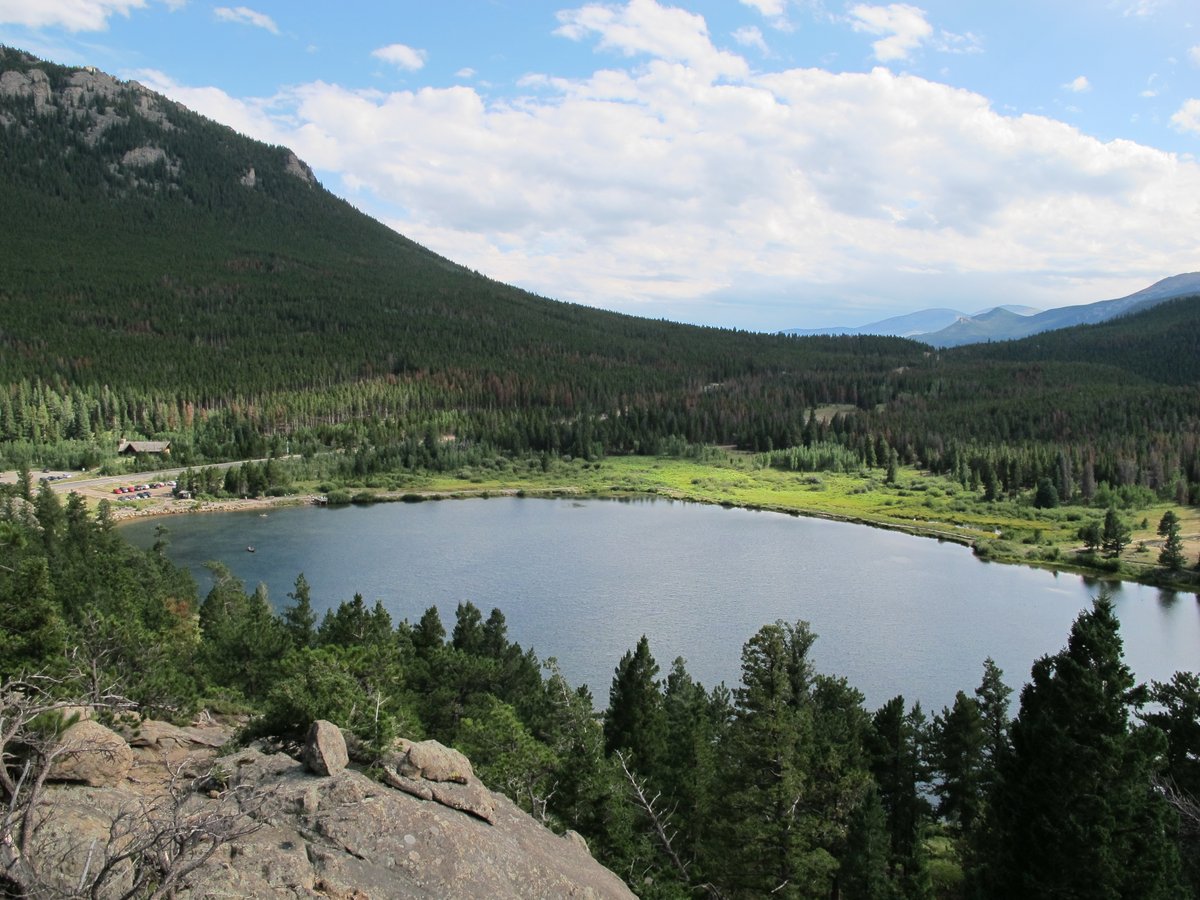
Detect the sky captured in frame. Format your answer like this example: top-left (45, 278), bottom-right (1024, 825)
top-left (3, 1), bottom-right (1200, 331)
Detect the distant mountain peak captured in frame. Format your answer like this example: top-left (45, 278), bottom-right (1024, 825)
top-left (784, 276), bottom-right (1200, 347)
top-left (921, 273), bottom-right (1200, 348)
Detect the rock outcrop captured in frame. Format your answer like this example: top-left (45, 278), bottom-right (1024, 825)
top-left (0, 51), bottom-right (318, 191)
top-left (28, 719), bottom-right (636, 899)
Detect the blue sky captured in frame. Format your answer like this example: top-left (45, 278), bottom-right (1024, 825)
top-left (4, 0), bottom-right (1200, 330)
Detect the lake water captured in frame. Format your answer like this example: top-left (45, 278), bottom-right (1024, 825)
top-left (121, 497), bottom-right (1200, 712)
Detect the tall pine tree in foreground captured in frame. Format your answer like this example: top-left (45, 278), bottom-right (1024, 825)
top-left (979, 596), bottom-right (1184, 899)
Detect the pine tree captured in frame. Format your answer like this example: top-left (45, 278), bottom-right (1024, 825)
top-left (868, 696), bottom-right (932, 896)
top-left (1101, 507), bottom-right (1131, 558)
top-left (451, 600), bottom-right (485, 655)
top-left (603, 635), bottom-right (666, 774)
top-left (981, 597), bottom-right (1184, 899)
top-left (929, 690), bottom-right (986, 832)
top-left (1156, 510), bottom-right (1185, 571)
top-left (658, 657), bottom-right (719, 882)
top-left (719, 620), bottom-right (865, 897)
top-left (840, 787), bottom-right (893, 900)
top-left (1144, 673), bottom-right (1200, 895)
top-left (412, 605), bottom-right (446, 656)
top-left (282, 572), bottom-right (316, 648)
top-left (974, 657), bottom-right (1011, 778)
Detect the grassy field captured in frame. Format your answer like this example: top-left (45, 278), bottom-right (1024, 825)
top-left (322, 452), bottom-right (1200, 593)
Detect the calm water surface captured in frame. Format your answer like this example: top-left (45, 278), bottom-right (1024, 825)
top-left (121, 498), bottom-right (1199, 711)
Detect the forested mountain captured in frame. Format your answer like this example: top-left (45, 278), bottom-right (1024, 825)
top-left (0, 47), bottom-right (921, 460)
top-left (2, 46), bottom-right (1199, 506)
top-left (951, 294), bottom-right (1200, 385)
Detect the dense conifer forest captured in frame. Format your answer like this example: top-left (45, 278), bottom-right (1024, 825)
top-left (2, 47), bottom-right (1200, 897)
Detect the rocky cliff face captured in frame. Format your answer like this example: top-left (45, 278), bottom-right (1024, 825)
top-left (28, 718), bottom-right (635, 899)
top-left (0, 47), bottom-right (317, 195)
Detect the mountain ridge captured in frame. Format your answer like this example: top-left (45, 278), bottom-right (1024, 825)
top-left (784, 274), bottom-right (1200, 347)
top-left (924, 272), bottom-right (1200, 347)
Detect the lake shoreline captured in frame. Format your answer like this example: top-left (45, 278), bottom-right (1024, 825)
top-left (107, 481), bottom-right (1197, 597)
top-left (118, 485), bottom-right (1200, 715)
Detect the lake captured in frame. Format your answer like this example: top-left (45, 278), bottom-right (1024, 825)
top-left (121, 497), bottom-right (1200, 712)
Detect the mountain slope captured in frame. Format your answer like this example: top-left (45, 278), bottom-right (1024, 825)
top-left (949, 293), bottom-right (1200, 385)
top-left (785, 307), bottom-right (968, 338)
top-left (923, 273), bottom-right (1200, 347)
top-left (0, 46), bottom-right (924, 460)
top-left (783, 304), bottom-right (1043, 339)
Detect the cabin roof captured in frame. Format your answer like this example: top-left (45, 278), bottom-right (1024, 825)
top-left (117, 440), bottom-right (171, 454)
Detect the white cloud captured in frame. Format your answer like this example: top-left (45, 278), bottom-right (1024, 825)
top-left (1189, 45), bottom-right (1200, 66)
top-left (738, 0), bottom-right (794, 32)
top-left (1120, 0), bottom-right (1161, 16)
top-left (555, 0), bottom-right (748, 79)
top-left (0, 0), bottom-right (149, 31)
top-left (733, 26), bottom-right (768, 54)
top-left (1171, 98), bottom-right (1200, 134)
top-left (214, 6), bottom-right (278, 35)
top-left (848, 3), bottom-right (933, 63)
top-left (456, 67), bottom-right (476, 79)
top-left (740, 0), bottom-right (786, 15)
top-left (141, 0), bottom-right (1200, 328)
top-left (935, 30), bottom-right (982, 55)
top-left (133, 68), bottom-right (291, 144)
top-left (1064, 75), bottom-right (1091, 93)
top-left (372, 43), bottom-right (428, 71)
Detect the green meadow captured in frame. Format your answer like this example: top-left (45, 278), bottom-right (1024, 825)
top-left (311, 452), bottom-right (1199, 593)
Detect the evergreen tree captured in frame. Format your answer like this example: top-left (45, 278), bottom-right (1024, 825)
top-left (1101, 507), bottom-right (1131, 558)
top-left (981, 597), bottom-right (1184, 899)
top-left (603, 635), bottom-right (666, 774)
top-left (412, 605), bottom-right (446, 656)
top-left (867, 696), bottom-right (932, 896)
top-left (720, 620), bottom-right (861, 897)
top-left (658, 657), bottom-right (720, 884)
top-left (1033, 477), bottom-right (1059, 509)
top-left (1144, 672), bottom-right (1200, 895)
top-left (0, 556), bottom-right (66, 679)
top-left (1078, 520), bottom-right (1103, 554)
top-left (929, 690), bottom-right (986, 832)
top-left (451, 601), bottom-right (485, 655)
top-left (974, 657), bottom-right (1011, 780)
top-left (481, 607), bottom-right (509, 658)
top-left (282, 572), bottom-right (316, 648)
top-left (840, 787), bottom-right (893, 900)
top-left (1157, 511), bottom-right (1185, 571)
top-left (197, 565), bottom-right (288, 701)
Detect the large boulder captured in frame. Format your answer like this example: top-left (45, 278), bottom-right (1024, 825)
top-left (48, 719), bottom-right (132, 787)
top-left (302, 720), bottom-right (348, 776)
